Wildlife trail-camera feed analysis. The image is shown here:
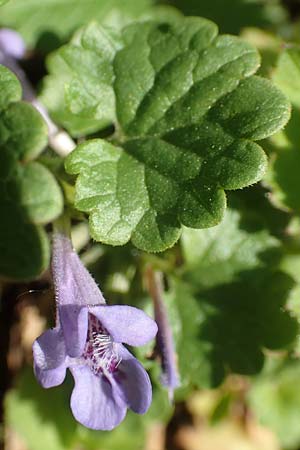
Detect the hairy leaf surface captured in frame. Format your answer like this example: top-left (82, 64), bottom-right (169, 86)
top-left (65, 18), bottom-right (290, 251)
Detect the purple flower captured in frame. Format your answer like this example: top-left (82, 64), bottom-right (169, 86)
top-left (33, 233), bottom-right (157, 430)
top-left (0, 28), bottom-right (26, 60)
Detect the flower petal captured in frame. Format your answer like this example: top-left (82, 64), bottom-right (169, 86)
top-left (59, 305), bottom-right (88, 357)
top-left (34, 362), bottom-right (66, 388)
top-left (52, 233), bottom-right (106, 307)
top-left (92, 305), bottom-right (158, 346)
top-left (116, 346), bottom-right (152, 414)
top-left (0, 28), bottom-right (26, 59)
top-left (33, 327), bottom-right (66, 370)
top-left (70, 366), bottom-right (127, 430)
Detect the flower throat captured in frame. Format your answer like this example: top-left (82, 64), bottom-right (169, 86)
top-left (83, 314), bottom-right (121, 375)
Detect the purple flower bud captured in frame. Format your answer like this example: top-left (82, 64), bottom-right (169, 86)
top-left (146, 268), bottom-right (180, 402)
top-left (33, 233), bottom-right (158, 430)
top-left (0, 28), bottom-right (26, 60)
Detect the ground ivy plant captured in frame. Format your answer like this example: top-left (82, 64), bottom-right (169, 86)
top-left (50, 17), bottom-right (290, 252)
top-left (2, 2), bottom-right (300, 449)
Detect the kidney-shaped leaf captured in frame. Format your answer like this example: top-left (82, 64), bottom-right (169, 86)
top-left (65, 18), bottom-right (290, 252)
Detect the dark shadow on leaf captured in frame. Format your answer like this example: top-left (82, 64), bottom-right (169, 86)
top-left (35, 31), bottom-right (63, 54)
top-left (227, 189), bottom-right (290, 237)
top-left (193, 268), bottom-right (298, 386)
top-left (0, 181), bottom-right (49, 280)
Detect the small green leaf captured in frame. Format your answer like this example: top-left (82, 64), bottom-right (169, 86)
top-left (264, 48), bottom-right (300, 212)
top-left (0, 65), bottom-right (63, 280)
top-left (65, 18), bottom-right (290, 252)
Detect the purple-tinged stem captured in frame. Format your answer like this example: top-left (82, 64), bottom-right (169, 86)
top-left (146, 266), bottom-right (179, 402)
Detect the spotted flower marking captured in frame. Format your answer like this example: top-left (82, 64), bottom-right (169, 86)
top-left (33, 233), bottom-right (157, 430)
top-left (83, 314), bottom-right (121, 375)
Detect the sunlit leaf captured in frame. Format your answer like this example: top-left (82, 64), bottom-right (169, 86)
top-left (64, 18), bottom-right (290, 252)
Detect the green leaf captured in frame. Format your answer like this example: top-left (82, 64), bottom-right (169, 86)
top-left (0, 65), bottom-right (63, 280)
top-left (2, 101), bottom-right (50, 163)
top-left (264, 48), bottom-right (300, 212)
top-left (0, 198), bottom-right (50, 280)
top-left (161, 0), bottom-right (287, 35)
top-left (164, 203), bottom-right (298, 388)
top-left (65, 18), bottom-right (290, 252)
top-left (5, 369), bottom-right (77, 450)
top-left (248, 360), bottom-right (300, 449)
top-left (167, 269), bottom-right (298, 389)
top-left (17, 162), bottom-right (64, 224)
top-left (0, 0), bottom-right (153, 49)
top-left (40, 22), bottom-right (122, 136)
